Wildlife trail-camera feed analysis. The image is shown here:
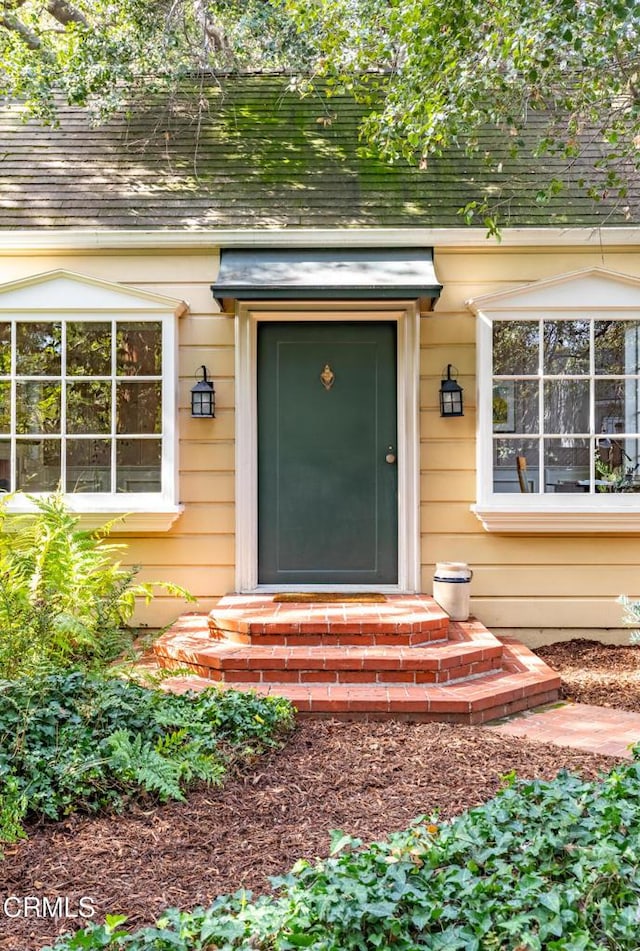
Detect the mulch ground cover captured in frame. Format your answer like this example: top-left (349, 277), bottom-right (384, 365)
top-left (536, 638), bottom-right (640, 711)
top-left (2, 638), bottom-right (639, 951)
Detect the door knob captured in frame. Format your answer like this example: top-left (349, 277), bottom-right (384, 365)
top-left (385, 446), bottom-right (396, 464)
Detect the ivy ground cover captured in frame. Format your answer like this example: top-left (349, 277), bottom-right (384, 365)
top-left (40, 748), bottom-right (640, 951)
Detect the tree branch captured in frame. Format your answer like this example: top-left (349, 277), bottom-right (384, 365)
top-left (45, 0), bottom-right (88, 28)
top-left (0, 8), bottom-right (42, 49)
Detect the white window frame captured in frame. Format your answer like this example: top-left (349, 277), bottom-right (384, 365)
top-left (0, 270), bottom-right (186, 532)
top-left (469, 266), bottom-right (640, 533)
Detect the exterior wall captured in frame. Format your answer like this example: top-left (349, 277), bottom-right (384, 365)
top-left (0, 251), bottom-right (233, 627)
top-left (424, 246), bottom-right (640, 637)
top-left (1, 244), bottom-right (640, 636)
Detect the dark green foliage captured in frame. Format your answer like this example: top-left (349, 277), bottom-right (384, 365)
top-left (0, 493), bottom-right (194, 679)
top-left (44, 750), bottom-right (640, 950)
top-left (0, 672), bottom-right (294, 844)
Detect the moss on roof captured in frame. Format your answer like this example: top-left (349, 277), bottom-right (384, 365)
top-left (0, 77), bottom-right (638, 230)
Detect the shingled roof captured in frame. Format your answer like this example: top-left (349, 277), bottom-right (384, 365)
top-left (1, 77), bottom-right (638, 230)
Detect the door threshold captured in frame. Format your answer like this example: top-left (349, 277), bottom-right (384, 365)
top-left (249, 584), bottom-right (407, 594)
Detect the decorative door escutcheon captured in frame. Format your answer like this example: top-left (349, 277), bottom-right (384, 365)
top-left (320, 364), bottom-right (335, 391)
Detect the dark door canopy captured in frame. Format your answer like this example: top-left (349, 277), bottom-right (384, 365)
top-left (211, 248), bottom-right (441, 303)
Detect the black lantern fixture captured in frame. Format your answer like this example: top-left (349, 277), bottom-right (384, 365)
top-left (191, 365), bottom-right (215, 418)
top-left (439, 364), bottom-right (464, 417)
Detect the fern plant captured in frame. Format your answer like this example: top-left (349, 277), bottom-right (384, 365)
top-left (0, 493), bottom-right (195, 678)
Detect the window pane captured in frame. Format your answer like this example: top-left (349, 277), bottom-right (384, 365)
top-left (0, 382), bottom-right (10, 433)
top-left (16, 381), bottom-right (61, 434)
top-left (544, 380), bottom-right (589, 433)
top-left (543, 320), bottom-right (590, 375)
top-left (594, 320), bottom-right (640, 375)
top-left (493, 321), bottom-right (539, 375)
top-left (117, 322), bottom-right (162, 376)
top-left (544, 438), bottom-right (589, 493)
top-left (67, 381), bottom-right (111, 434)
top-left (116, 381), bottom-right (161, 434)
top-left (594, 378), bottom-right (640, 436)
top-left (16, 322), bottom-right (61, 375)
top-left (0, 323), bottom-right (10, 376)
top-left (66, 439), bottom-right (111, 493)
top-left (0, 440), bottom-right (9, 492)
top-left (493, 438), bottom-right (539, 493)
top-left (66, 322), bottom-right (111, 376)
top-left (16, 440), bottom-right (61, 491)
top-left (493, 380), bottom-right (539, 434)
top-left (116, 439), bottom-right (161, 492)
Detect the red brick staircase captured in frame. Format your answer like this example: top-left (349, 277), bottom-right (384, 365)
top-left (153, 595), bottom-right (561, 723)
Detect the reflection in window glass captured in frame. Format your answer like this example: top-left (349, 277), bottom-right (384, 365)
top-left (493, 381), bottom-right (539, 434)
top-left (0, 319), bottom-right (164, 494)
top-left (543, 320), bottom-right (590, 375)
top-left (0, 440), bottom-right (9, 492)
top-left (15, 381), bottom-right (61, 434)
top-left (544, 439), bottom-right (590, 492)
top-left (594, 320), bottom-right (640, 375)
top-left (66, 322), bottom-right (111, 376)
top-left (16, 440), bottom-right (61, 491)
top-left (16, 322), bottom-right (61, 375)
top-left (493, 322), bottom-right (539, 375)
top-left (0, 324), bottom-right (10, 376)
top-left (544, 380), bottom-right (589, 433)
top-left (116, 439), bottom-right (161, 492)
top-left (67, 381), bottom-right (111, 434)
top-left (493, 439), bottom-right (539, 493)
top-left (117, 322), bottom-right (162, 376)
top-left (116, 381), bottom-right (161, 434)
top-left (491, 315), bottom-right (640, 495)
top-left (66, 439), bottom-right (111, 493)
top-left (0, 382), bottom-right (10, 433)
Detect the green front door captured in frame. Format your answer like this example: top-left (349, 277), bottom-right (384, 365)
top-left (258, 321), bottom-right (398, 584)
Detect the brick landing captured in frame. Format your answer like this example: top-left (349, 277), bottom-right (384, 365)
top-left (488, 702), bottom-right (640, 759)
top-left (154, 595), bottom-right (561, 723)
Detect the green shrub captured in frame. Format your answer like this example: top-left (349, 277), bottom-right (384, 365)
top-left (44, 751), bottom-right (640, 950)
top-left (0, 671), bottom-right (294, 844)
top-left (619, 594), bottom-right (640, 645)
top-left (0, 493), bottom-right (194, 677)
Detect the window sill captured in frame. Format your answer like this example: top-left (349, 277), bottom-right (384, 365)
top-left (1, 500), bottom-right (184, 533)
top-left (472, 503), bottom-right (640, 533)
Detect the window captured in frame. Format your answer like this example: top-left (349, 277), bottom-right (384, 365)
top-left (0, 317), bottom-right (163, 494)
top-left (0, 270), bottom-right (185, 531)
top-left (469, 267), bottom-right (640, 532)
top-left (491, 317), bottom-right (640, 495)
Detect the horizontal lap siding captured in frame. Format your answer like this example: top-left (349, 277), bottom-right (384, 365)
top-left (422, 248), bottom-right (640, 633)
top-left (0, 252), bottom-right (232, 627)
top-left (133, 256), bottom-right (234, 624)
top-left (2, 246), bottom-right (640, 632)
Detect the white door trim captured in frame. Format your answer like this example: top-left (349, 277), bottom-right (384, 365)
top-left (235, 300), bottom-right (421, 592)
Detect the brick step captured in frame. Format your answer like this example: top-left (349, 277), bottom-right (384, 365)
top-left (208, 593), bottom-right (449, 647)
top-left (155, 630), bottom-right (504, 685)
top-left (160, 640), bottom-right (561, 725)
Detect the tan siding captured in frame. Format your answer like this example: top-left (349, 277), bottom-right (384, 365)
top-left (0, 253), bottom-right (220, 284)
top-left (423, 534), bottom-right (640, 565)
top-left (174, 504), bottom-right (235, 534)
top-left (422, 246), bottom-right (640, 633)
top-left (124, 534), bottom-right (235, 566)
top-left (180, 471), bottom-right (234, 503)
top-left (180, 440), bottom-right (235, 472)
top-left (3, 246), bottom-right (640, 632)
top-left (471, 598), bottom-right (625, 629)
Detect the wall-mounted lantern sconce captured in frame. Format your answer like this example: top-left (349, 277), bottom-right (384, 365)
top-left (191, 365), bottom-right (215, 418)
top-left (439, 364), bottom-right (464, 417)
